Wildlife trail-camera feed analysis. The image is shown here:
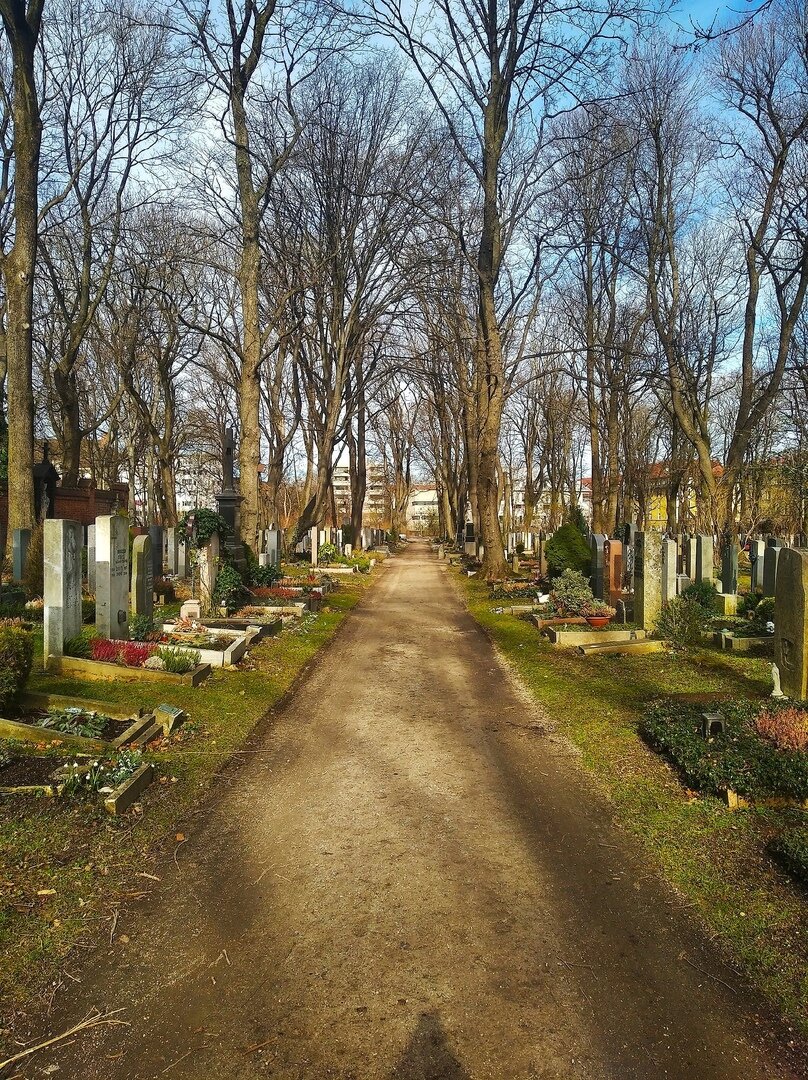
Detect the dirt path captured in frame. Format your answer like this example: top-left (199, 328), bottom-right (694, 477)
top-left (19, 545), bottom-right (805, 1079)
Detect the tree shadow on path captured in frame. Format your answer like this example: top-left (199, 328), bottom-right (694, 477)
top-left (389, 1012), bottom-right (472, 1080)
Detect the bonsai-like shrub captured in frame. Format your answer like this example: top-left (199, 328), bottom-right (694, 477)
top-left (654, 595), bottom-right (711, 647)
top-left (545, 524), bottom-right (591, 578)
top-left (515, 542), bottom-right (525, 556)
top-left (755, 705), bottom-right (808, 753)
top-left (156, 645), bottom-right (201, 674)
top-left (681, 579), bottom-right (718, 612)
top-left (0, 624), bottom-right (33, 712)
top-left (550, 568), bottom-right (594, 616)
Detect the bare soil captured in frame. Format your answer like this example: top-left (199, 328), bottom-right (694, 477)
top-left (10, 544), bottom-right (806, 1079)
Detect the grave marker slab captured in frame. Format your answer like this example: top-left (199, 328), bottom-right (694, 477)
top-left (695, 535), bottom-right (714, 585)
top-left (774, 547), bottom-right (808, 699)
top-left (661, 537), bottom-right (678, 607)
top-left (720, 539), bottom-right (739, 596)
top-left (131, 534), bottom-right (154, 619)
top-left (634, 531), bottom-right (663, 631)
top-left (44, 519), bottom-right (83, 659)
top-left (87, 524), bottom-right (96, 594)
top-left (603, 539), bottom-right (623, 607)
top-left (95, 514), bottom-right (130, 640)
top-left (763, 538), bottom-right (784, 597)
top-left (749, 539), bottom-right (766, 593)
top-left (590, 534), bottom-right (607, 599)
top-left (148, 526), bottom-right (164, 580)
top-left (165, 527), bottom-right (179, 575)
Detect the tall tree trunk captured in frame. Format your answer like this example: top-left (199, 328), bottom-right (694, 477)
top-left (1, 0), bottom-right (44, 534)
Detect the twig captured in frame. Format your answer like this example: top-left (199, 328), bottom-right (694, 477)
top-left (173, 838), bottom-right (187, 869)
top-left (682, 956), bottom-right (737, 994)
top-left (109, 909), bottom-right (119, 946)
top-left (0, 1009), bottom-right (127, 1072)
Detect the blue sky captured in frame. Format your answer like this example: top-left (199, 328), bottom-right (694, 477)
top-left (665, 0), bottom-right (770, 36)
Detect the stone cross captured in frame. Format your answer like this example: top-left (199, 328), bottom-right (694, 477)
top-left (131, 534), bottom-right (154, 619)
top-left (634, 531), bottom-right (663, 631)
top-left (43, 519), bottom-right (83, 660)
top-left (774, 547), bottom-right (808, 699)
top-left (12, 528), bottom-right (31, 582)
top-left (95, 514), bottom-right (129, 640)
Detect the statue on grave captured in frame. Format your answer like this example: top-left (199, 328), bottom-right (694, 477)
top-left (222, 427), bottom-right (236, 493)
top-left (771, 663), bottom-right (785, 699)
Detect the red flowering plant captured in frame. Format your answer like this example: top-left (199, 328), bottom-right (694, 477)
top-left (91, 639), bottom-right (157, 667)
top-left (755, 706), bottom-right (808, 753)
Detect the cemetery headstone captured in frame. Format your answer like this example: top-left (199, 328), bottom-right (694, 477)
top-left (661, 537), bottom-right (678, 607)
top-left (180, 598), bottom-right (202, 621)
top-left (148, 525), bottom-right (164, 580)
top-left (634, 531), bottom-right (663, 631)
top-left (95, 514), bottom-right (129, 640)
top-left (345, 543), bottom-right (353, 558)
top-left (763, 538), bottom-right (784, 597)
top-left (165, 527), bottom-right (179, 576)
top-left (198, 532), bottom-right (220, 614)
top-left (590, 534), bottom-right (607, 600)
top-left (310, 526), bottom-right (319, 568)
top-left (266, 527), bottom-right (281, 568)
top-left (131, 534), bottom-right (154, 620)
top-left (215, 427), bottom-right (246, 572)
top-left (464, 522), bottom-right (476, 558)
top-left (176, 538), bottom-right (188, 579)
top-left (622, 523), bottom-right (636, 588)
top-left (12, 527), bottom-right (31, 582)
top-left (603, 539), bottom-right (623, 606)
top-left (720, 537), bottom-right (739, 596)
top-left (749, 539), bottom-right (766, 593)
top-left (43, 519), bottom-right (83, 659)
top-left (774, 547), bottom-right (808, 700)
top-left (695, 535), bottom-right (714, 585)
top-left (87, 524), bottom-right (96, 594)
top-left (676, 573), bottom-right (691, 595)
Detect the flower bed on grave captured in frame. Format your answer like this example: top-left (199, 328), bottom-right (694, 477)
top-left (0, 697), bottom-right (147, 749)
top-left (640, 698), bottom-right (808, 808)
top-left (0, 746), bottom-right (155, 814)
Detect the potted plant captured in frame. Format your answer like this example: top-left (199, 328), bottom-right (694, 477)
top-left (582, 600), bottom-right (616, 629)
